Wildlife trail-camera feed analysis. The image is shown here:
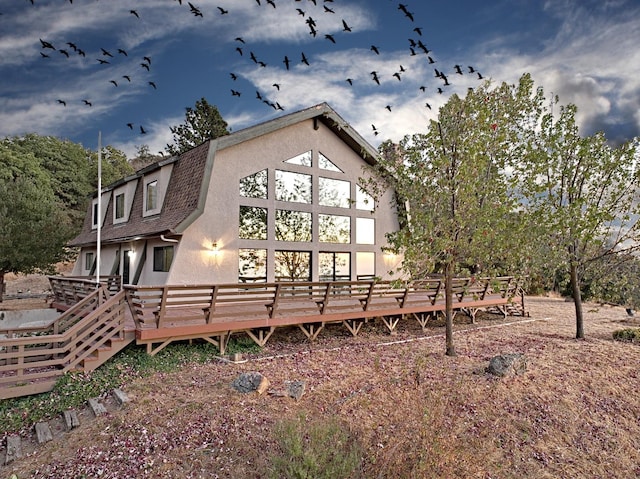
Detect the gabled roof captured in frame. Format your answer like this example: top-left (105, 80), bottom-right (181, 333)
top-left (69, 103), bottom-right (379, 247)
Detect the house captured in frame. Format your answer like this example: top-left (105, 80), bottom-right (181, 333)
top-left (69, 103), bottom-right (401, 285)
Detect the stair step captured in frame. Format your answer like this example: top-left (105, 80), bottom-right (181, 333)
top-left (63, 410), bottom-right (80, 430)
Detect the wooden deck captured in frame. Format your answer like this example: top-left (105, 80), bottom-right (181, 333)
top-left (0, 276), bottom-right (525, 399)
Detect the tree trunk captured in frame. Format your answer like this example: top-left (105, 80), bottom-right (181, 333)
top-left (0, 271), bottom-right (5, 303)
top-left (570, 262), bottom-right (584, 339)
top-left (444, 262), bottom-right (456, 356)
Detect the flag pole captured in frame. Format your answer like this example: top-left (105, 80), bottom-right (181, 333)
top-left (96, 131), bottom-right (102, 286)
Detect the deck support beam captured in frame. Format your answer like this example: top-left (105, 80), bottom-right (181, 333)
top-left (298, 322), bottom-right (324, 341)
top-left (342, 318), bottom-right (365, 336)
top-left (245, 327), bottom-right (275, 348)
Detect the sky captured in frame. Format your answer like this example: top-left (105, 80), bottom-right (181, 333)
top-left (1, 0), bottom-right (639, 158)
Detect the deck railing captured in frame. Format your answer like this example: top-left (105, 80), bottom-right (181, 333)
top-left (0, 287), bottom-right (129, 399)
top-left (48, 275), bottom-right (121, 309)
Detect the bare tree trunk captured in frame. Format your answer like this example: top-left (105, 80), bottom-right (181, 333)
top-left (570, 262), bottom-right (584, 339)
top-left (0, 271), bottom-right (5, 303)
top-left (445, 262), bottom-right (456, 356)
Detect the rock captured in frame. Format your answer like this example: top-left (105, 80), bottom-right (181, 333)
top-left (113, 388), bottom-right (130, 406)
top-left (34, 422), bottom-right (53, 444)
top-left (486, 353), bottom-right (527, 377)
top-left (63, 410), bottom-right (80, 431)
top-left (4, 435), bottom-right (22, 465)
top-left (232, 372), bottom-right (270, 394)
top-left (88, 398), bottom-right (107, 417)
top-left (285, 380), bottom-right (306, 401)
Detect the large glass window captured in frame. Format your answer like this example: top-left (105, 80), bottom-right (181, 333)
top-left (356, 252), bottom-right (375, 279)
top-left (356, 217), bottom-right (375, 244)
top-left (85, 252), bottom-right (94, 271)
top-left (146, 181), bottom-right (158, 211)
top-left (275, 210), bottom-right (312, 242)
top-left (239, 206), bottom-right (268, 240)
top-left (318, 152), bottom-right (342, 172)
top-left (275, 170), bottom-right (312, 203)
top-left (319, 214), bottom-right (350, 243)
top-left (275, 251), bottom-right (311, 281)
top-left (153, 245), bottom-right (174, 272)
top-left (115, 193), bottom-right (125, 219)
top-left (284, 151), bottom-right (312, 167)
top-left (319, 177), bottom-right (351, 208)
top-left (319, 252), bottom-right (350, 281)
top-left (239, 248), bottom-right (267, 282)
top-left (356, 186), bottom-right (375, 211)
top-left (92, 203), bottom-right (98, 227)
top-left (240, 169), bottom-right (268, 199)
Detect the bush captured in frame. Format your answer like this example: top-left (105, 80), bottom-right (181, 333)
top-left (269, 414), bottom-right (363, 479)
top-left (612, 328), bottom-right (640, 343)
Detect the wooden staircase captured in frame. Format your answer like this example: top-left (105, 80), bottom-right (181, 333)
top-left (0, 287), bottom-right (134, 399)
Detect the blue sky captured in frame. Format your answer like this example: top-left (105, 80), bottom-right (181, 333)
top-left (1, 0), bottom-right (639, 157)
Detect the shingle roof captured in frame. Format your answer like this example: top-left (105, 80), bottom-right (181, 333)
top-left (69, 103), bottom-right (379, 247)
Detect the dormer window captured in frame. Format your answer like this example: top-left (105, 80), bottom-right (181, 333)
top-left (146, 180), bottom-right (158, 212)
top-left (92, 203), bottom-right (98, 227)
top-left (115, 193), bottom-right (125, 220)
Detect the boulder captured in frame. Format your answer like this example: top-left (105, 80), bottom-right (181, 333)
top-left (232, 372), bottom-right (270, 394)
top-left (486, 353), bottom-right (527, 377)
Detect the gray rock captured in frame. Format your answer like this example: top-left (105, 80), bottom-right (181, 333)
top-left (486, 353), bottom-right (527, 377)
top-left (285, 380), bottom-right (306, 401)
top-left (34, 422), bottom-right (53, 444)
top-left (63, 410), bottom-right (80, 431)
top-left (4, 435), bottom-right (22, 465)
top-left (232, 372), bottom-right (270, 394)
top-left (113, 388), bottom-right (129, 406)
top-left (88, 398), bottom-right (107, 417)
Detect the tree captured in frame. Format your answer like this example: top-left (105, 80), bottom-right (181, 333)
top-left (366, 75), bottom-right (541, 356)
top-left (87, 145), bottom-right (135, 189)
top-left (0, 144), bottom-right (74, 301)
top-left (517, 101), bottom-right (640, 338)
top-left (166, 98), bottom-right (229, 156)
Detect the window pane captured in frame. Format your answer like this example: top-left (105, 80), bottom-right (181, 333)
top-left (319, 252), bottom-right (350, 281)
top-left (153, 246), bottom-right (173, 272)
top-left (356, 252), bottom-right (375, 279)
top-left (239, 248), bottom-right (267, 282)
top-left (356, 186), bottom-right (375, 211)
top-left (284, 151), bottom-right (312, 167)
top-left (319, 214), bottom-right (350, 243)
top-left (146, 181), bottom-right (157, 211)
top-left (275, 210), bottom-right (312, 242)
top-left (240, 169), bottom-right (268, 199)
top-left (85, 252), bottom-right (94, 270)
top-left (275, 251), bottom-right (311, 281)
top-left (319, 177), bottom-right (350, 208)
top-left (318, 152), bottom-right (342, 172)
top-left (275, 170), bottom-right (311, 203)
top-left (239, 206), bottom-right (267, 240)
top-left (356, 217), bottom-right (375, 244)
top-left (92, 203), bottom-right (98, 226)
top-left (115, 193), bottom-right (125, 219)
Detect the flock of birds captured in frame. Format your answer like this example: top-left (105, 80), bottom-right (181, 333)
top-left (25, 0), bottom-right (486, 140)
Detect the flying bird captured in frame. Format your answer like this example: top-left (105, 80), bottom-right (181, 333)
top-left (325, 34), bottom-right (336, 43)
top-left (236, 47), bottom-right (243, 56)
top-left (323, 5), bottom-right (334, 13)
top-left (100, 48), bottom-right (113, 57)
top-left (342, 19), bottom-right (352, 32)
top-left (82, 99), bottom-right (92, 106)
top-left (283, 55), bottom-right (290, 70)
top-left (39, 39), bottom-right (55, 50)
top-left (127, 123), bottom-right (134, 130)
top-left (230, 72), bottom-right (238, 80)
top-left (97, 58), bottom-right (110, 65)
top-left (301, 52), bottom-right (309, 65)
top-left (217, 6), bottom-right (229, 14)
top-left (272, 83), bottom-right (280, 90)
top-left (59, 49), bottom-right (69, 57)
top-left (57, 99), bottom-right (66, 106)
top-left (140, 62), bottom-right (150, 70)
top-left (346, 78), bottom-right (353, 85)
top-left (454, 65), bottom-right (463, 75)
top-left (393, 72), bottom-right (402, 81)
top-left (413, 27), bottom-right (422, 36)
top-left (148, 81), bottom-right (157, 89)
top-left (189, 2), bottom-right (203, 16)
top-left (66, 42), bottom-right (78, 51)
top-left (370, 71), bottom-right (380, 85)
top-left (130, 10), bottom-right (139, 18)
top-left (143, 56), bottom-right (151, 65)
top-left (250, 51), bottom-right (258, 63)
top-left (118, 48), bottom-right (128, 56)
top-left (266, 0), bottom-right (276, 7)
top-left (109, 80), bottom-right (118, 87)
top-left (235, 37), bottom-right (245, 43)
top-left (231, 89), bottom-right (241, 97)
top-left (385, 105), bottom-right (392, 112)
top-left (370, 45), bottom-right (380, 55)
top-left (140, 125), bottom-right (147, 134)
top-left (40, 52), bottom-right (50, 58)
top-left (122, 75), bottom-right (131, 82)
top-left (296, 8), bottom-right (305, 16)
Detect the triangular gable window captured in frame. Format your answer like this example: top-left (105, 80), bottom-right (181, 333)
top-left (319, 152), bottom-right (342, 172)
top-left (284, 151), bottom-right (312, 167)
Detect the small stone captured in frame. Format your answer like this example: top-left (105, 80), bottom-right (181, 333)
top-left (232, 372), bottom-right (270, 394)
top-left (63, 410), bottom-right (80, 431)
top-left (88, 398), bottom-right (107, 417)
top-left (486, 353), bottom-right (527, 377)
top-left (4, 435), bottom-right (22, 465)
top-left (35, 422), bottom-right (53, 444)
top-left (113, 388), bottom-right (129, 406)
top-left (285, 380), bottom-right (306, 401)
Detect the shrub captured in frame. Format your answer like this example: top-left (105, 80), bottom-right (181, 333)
top-left (269, 414), bottom-right (363, 479)
top-left (612, 328), bottom-right (640, 343)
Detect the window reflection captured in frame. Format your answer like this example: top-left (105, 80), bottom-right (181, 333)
top-left (319, 214), bottom-right (350, 243)
top-left (240, 169), bottom-right (268, 199)
top-left (275, 170), bottom-right (312, 203)
top-left (318, 152), bottom-right (342, 172)
top-left (319, 177), bottom-right (350, 208)
top-left (275, 250), bottom-right (311, 281)
top-left (275, 210), bottom-right (312, 242)
top-left (356, 217), bottom-right (375, 244)
top-left (239, 248), bottom-right (267, 282)
top-left (356, 185), bottom-right (375, 211)
top-left (356, 252), bottom-right (375, 279)
top-left (319, 252), bottom-right (350, 281)
top-left (284, 151), bottom-right (312, 167)
top-left (239, 206), bottom-right (267, 240)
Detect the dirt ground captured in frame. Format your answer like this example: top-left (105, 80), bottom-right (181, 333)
top-left (2, 282), bottom-right (640, 478)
